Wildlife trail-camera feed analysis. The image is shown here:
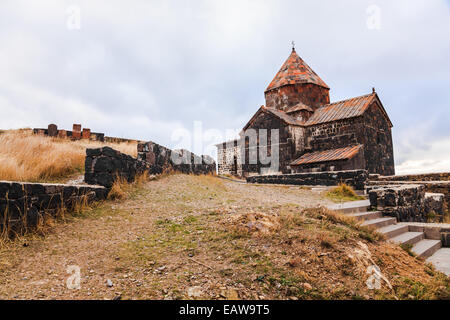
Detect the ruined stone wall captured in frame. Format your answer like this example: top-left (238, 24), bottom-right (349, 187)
top-left (137, 141), bottom-right (216, 175)
top-left (372, 173), bottom-right (450, 182)
top-left (0, 181), bottom-right (107, 230)
top-left (32, 123), bottom-right (142, 143)
top-left (247, 169), bottom-right (368, 190)
top-left (367, 184), bottom-right (445, 222)
top-left (85, 147), bottom-right (150, 188)
top-left (369, 180), bottom-right (449, 215)
top-left (264, 83), bottom-right (330, 111)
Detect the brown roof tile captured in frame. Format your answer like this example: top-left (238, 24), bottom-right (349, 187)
top-left (265, 49), bottom-right (329, 92)
top-left (242, 106), bottom-right (304, 131)
top-left (291, 145), bottom-right (363, 166)
top-left (285, 103), bottom-right (314, 113)
top-left (305, 93), bottom-right (375, 126)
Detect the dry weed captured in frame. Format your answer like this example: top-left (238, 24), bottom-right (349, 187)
top-left (0, 130), bottom-right (137, 182)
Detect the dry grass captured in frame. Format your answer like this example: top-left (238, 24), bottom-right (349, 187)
top-left (326, 183), bottom-right (366, 203)
top-left (108, 177), bottom-right (131, 200)
top-left (0, 129), bottom-right (137, 182)
top-left (108, 171), bottom-right (156, 201)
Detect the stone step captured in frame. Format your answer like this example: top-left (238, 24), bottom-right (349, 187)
top-left (348, 211), bottom-right (382, 221)
top-left (390, 232), bottom-right (424, 246)
top-left (412, 239), bottom-right (442, 259)
top-left (327, 200), bottom-right (370, 214)
top-left (426, 248), bottom-right (450, 276)
top-left (378, 224), bottom-right (409, 239)
top-left (361, 217), bottom-right (397, 229)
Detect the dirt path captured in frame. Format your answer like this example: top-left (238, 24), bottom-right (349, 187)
top-left (0, 175), bottom-right (330, 300)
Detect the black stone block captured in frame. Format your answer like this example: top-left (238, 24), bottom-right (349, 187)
top-left (94, 157), bottom-right (113, 173)
top-left (7, 183), bottom-right (24, 199)
top-left (102, 146), bottom-right (118, 158)
top-left (23, 183), bottom-right (45, 196)
top-left (86, 148), bottom-right (101, 157)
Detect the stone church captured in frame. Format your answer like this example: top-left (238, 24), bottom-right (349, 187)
top-left (216, 48), bottom-right (395, 177)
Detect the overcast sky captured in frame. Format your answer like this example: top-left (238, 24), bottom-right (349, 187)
top-left (0, 0), bottom-right (449, 174)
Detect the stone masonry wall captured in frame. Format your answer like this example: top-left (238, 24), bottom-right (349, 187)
top-left (247, 169), bottom-right (368, 190)
top-left (369, 180), bottom-right (449, 216)
top-left (362, 103), bottom-right (395, 176)
top-left (367, 184), bottom-right (445, 222)
top-left (371, 172), bottom-right (450, 182)
top-left (0, 181), bottom-right (107, 230)
top-left (137, 141), bottom-right (216, 175)
top-left (85, 147), bottom-right (150, 188)
top-left (86, 144), bottom-right (216, 189)
top-left (216, 140), bottom-right (242, 176)
top-left (306, 102), bottom-right (395, 176)
top-left (265, 83), bottom-right (330, 111)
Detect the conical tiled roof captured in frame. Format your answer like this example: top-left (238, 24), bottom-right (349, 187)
top-left (265, 49), bottom-right (329, 92)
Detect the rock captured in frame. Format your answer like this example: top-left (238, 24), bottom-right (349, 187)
top-left (220, 288), bottom-right (239, 300)
top-left (302, 283), bottom-right (313, 290)
top-left (318, 252), bottom-right (330, 257)
top-left (187, 286), bottom-right (203, 298)
top-left (225, 289), bottom-right (239, 300)
top-left (106, 279), bottom-right (114, 287)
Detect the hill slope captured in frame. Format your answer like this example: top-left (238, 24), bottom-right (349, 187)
top-left (0, 174), bottom-right (448, 299)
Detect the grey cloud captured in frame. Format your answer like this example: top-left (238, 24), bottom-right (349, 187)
top-left (0, 0), bottom-right (449, 172)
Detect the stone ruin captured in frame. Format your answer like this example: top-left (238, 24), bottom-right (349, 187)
top-left (33, 123), bottom-right (139, 144)
top-left (0, 180), bottom-right (107, 232)
top-left (367, 184), bottom-right (445, 222)
top-left (1, 138), bottom-right (216, 232)
top-left (137, 141), bottom-right (216, 175)
top-left (85, 141), bottom-right (216, 188)
top-left (33, 123), bottom-right (105, 142)
top-left (247, 169), bottom-right (449, 223)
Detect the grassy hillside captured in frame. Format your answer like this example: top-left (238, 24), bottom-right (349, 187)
top-left (0, 174), bottom-right (447, 300)
top-left (0, 129), bottom-right (137, 183)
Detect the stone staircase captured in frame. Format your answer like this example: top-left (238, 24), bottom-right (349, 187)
top-left (329, 200), bottom-right (443, 260)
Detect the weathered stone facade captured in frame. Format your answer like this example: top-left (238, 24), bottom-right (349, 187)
top-left (265, 83), bottom-right (330, 111)
top-left (216, 48), bottom-right (395, 177)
